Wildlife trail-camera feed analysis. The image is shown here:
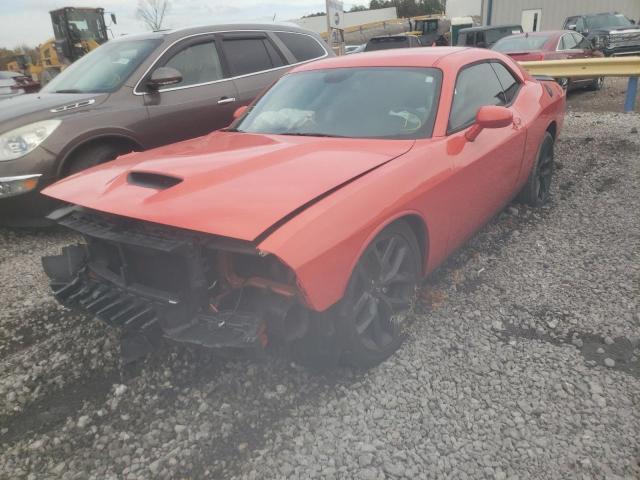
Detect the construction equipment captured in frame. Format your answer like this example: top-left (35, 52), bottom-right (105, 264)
top-left (407, 15), bottom-right (451, 46)
top-left (12, 7), bottom-right (113, 84)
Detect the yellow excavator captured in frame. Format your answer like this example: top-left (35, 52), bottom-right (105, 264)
top-left (12, 7), bottom-right (113, 84)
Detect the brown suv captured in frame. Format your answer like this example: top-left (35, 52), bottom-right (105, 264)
top-left (0, 24), bottom-right (331, 225)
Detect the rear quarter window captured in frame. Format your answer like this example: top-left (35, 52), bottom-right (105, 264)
top-left (222, 37), bottom-right (285, 76)
top-left (274, 32), bottom-right (326, 62)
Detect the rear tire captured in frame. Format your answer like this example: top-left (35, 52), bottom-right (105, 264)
top-left (588, 76), bottom-right (604, 91)
top-left (65, 143), bottom-right (131, 176)
top-left (337, 221), bottom-right (420, 368)
top-left (557, 78), bottom-right (569, 91)
top-left (517, 132), bottom-right (554, 207)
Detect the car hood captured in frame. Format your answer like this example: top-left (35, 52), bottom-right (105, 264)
top-left (0, 92), bottom-right (108, 127)
top-left (591, 26), bottom-right (640, 35)
top-left (43, 131), bottom-right (415, 241)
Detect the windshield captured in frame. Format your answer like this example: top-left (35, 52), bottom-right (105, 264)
top-left (415, 20), bottom-right (438, 33)
top-left (43, 39), bottom-right (160, 94)
top-left (493, 35), bottom-right (550, 52)
top-left (235, 67), bottom-right (442, 140)
top-left (586, 13), bottom-right (633, 30)
top-left (486, 27), bottom-right (522, 44)
top-left (365, 37), bottom-right (411, 51)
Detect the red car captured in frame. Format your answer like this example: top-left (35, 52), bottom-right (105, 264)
top-left (42, 48), bottom-right (565, 368)
top-left (492, 30), bottom-right (605, 91)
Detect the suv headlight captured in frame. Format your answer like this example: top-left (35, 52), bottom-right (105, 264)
top-left (0, 119), bottom-right (61, 161)
top-left (592, 34), bottom-right (609, 49)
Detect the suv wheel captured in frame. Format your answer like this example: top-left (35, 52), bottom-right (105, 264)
top-left (65, 143), bottom-right (131, 176)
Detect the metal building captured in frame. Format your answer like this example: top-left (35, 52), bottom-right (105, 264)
top-left (479, 0), bottom-right (640, 31)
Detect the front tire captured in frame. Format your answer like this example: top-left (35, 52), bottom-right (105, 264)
top-left (517, 132), bottom-right (555, 207)
top-left (65, 143), bottom-right (131, 176)
top-left (338, 221), bottom-right (420, 368)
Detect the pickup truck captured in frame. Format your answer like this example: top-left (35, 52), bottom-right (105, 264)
top-left (563, 12), bottom-right (640, 56)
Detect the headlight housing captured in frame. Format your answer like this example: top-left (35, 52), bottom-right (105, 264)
top-left (592, 34), bottom-right (609, 49)
top-left (0, 119), bottom-right (61, 161)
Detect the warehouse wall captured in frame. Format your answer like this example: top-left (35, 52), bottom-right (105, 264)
top-left (446, 0), bottom-right (482, 18)
top-left (484, 0), bottom-right (640, 30)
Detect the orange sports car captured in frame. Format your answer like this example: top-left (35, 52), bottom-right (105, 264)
top-left (42, 47), bottom-right (565, 367)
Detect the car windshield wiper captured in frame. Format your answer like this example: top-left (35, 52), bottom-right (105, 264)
top-left (53, 89), bottom-right (85, 93)
top-left (276, 132), bottom-right (348, 138)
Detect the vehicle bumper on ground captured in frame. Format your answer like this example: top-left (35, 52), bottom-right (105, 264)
top-left (0, 147), bottom-right (59, 225)
top-left (604, 46), bottom-right (640, 56)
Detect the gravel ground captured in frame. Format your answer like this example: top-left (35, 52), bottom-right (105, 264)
top-left (1, 110), bottom-right (639, 479)
top-left (567, 77), bottom-right (638, 113)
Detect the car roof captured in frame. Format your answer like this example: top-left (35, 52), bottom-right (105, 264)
top-left (292, 47), bottom-right (501, 72)
top-left (503, 30), bottom-right (566, 38)
top-left (111, 22), bottom-right (319, 43)
top-left (369, 34), bottom-right (412, 40)
top-left (460, 24), bottom-right (521, 33)
top-left (581, 12), bottom-right (621, 18)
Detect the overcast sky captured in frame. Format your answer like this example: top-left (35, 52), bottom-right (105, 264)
top-left (0, 0), bottom-right (363, 47)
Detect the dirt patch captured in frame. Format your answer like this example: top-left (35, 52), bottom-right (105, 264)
top-left (568, 77), bottom-right (637, 113)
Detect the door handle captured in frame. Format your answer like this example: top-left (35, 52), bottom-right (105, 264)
top-left (217, 97), bottom-right (236, 105)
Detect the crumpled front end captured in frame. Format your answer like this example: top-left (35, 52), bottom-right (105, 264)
top-left (42, 207), bottom-right (309, 362)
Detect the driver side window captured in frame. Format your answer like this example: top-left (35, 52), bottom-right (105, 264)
top-left (162, 41), bottom-right (223, 88)
top-left (448, 62), bottom-right (507, 133)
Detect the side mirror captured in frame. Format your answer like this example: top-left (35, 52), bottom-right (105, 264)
top-left (233, 105), bottom-right (248, 119)
top-left (567, 24), bottom-right (577, 31)
top-left (147, 67), bottom-right (182, 90)
top-left (465, 105), bottom-right (513, 142)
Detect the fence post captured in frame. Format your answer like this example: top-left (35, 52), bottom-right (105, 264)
top-left (625, 77), bottom-right (638, 113)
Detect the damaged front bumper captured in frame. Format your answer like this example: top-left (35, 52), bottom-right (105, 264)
top-left (43, 207), bottom-right (303, 362)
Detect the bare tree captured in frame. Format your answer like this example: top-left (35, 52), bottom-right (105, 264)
top-left (136, 0), bottom-right (170, 31)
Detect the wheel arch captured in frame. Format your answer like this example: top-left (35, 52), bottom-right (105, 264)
top-left (546, 121), bottom-right (557, 139)
top-left (57, 133), bottom-right (144, 178)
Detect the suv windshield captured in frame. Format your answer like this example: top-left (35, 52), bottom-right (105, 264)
top-left (486, 27), bottom-right (521, 44)
top-left (365, 37), bottom-right (411, 51)
top-left (586, 13), bottom-right (633, 30)
top-left (493, 35), bottom-right (550, 52)
top-left (43, 38), bottom-right (160, 94)
top-left (235, 67), bottom-right (442, 140)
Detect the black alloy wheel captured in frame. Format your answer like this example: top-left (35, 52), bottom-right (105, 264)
top-left (517, 132), bottom-right (555, 207)
top-left (339, 221), bottom-right (420, 368)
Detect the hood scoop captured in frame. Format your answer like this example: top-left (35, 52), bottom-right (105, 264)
top-left (127, 171), bottom-right (182, 190)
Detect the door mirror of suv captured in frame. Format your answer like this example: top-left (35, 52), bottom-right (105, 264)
top-left (147, 67), bottom-right (183, 90)
top-left (567, 24), bottom-right (577, 31)
top-left (465, 106), bottom-right (513, 142)
top-left (233, 105), bottom-right (248, 119)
